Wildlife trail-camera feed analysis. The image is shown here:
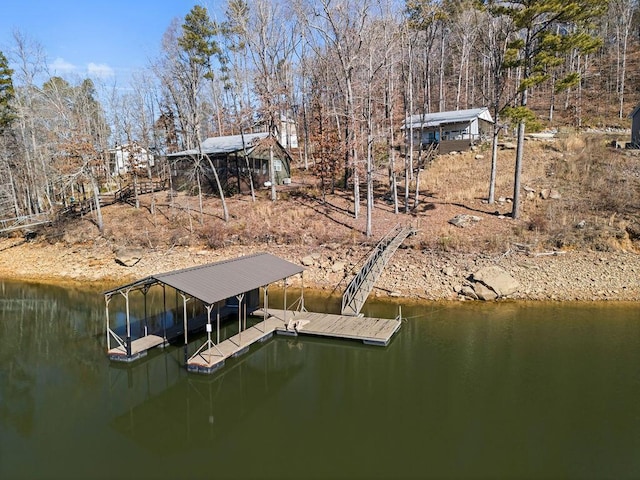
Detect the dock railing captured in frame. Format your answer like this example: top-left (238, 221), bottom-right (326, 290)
top-left (341, 224), bottom-right (415, 316)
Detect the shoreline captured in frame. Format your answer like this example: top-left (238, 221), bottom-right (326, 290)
top-left (1, 238), bottom-right (639, 302)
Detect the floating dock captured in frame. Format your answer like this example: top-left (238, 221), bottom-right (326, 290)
top-left (108, 335), bottom-right (166, 362)
top-left (104, 250), bottom-right (408, 373)
top-left (264, 309), bottom-right (401, 346)
top-left (187, 309), bottom-right (401, 374)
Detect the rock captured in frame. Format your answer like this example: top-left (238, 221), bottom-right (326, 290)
top-left (460, 285), bottom-right (478, 300)
top-left (115, 248), bottom-right (143, 267)
top-left (549, 189), bottom-right (561, 200)
top-left (475, 154), bottom-right (485, 160)
top-left (331, 261), bottom-right (345, 272)
top-left (301, 255), bottom-right (315, 266)
top-left (473, 282), bottom-right (498, 301)
top-left (576, 220), bottom-right (586, 229)
top-left (448, 214), bottom-right (481, 228)
top-left (443, 266), bottom-right (455, 276)
top-left (500, 142), bottom-right (517, 150)
top-left (472, 265), bottom-right (520, 297)
top-left (540, 189), bottom-right (550, 200)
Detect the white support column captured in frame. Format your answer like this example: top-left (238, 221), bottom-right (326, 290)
top-left (105, 295), bottom-right (112, 351)
top-left (300, 272), bottom-right (305, 312)
top-left (236, 293), bottom-right (244, 344)
top-left (181, 293), bottom-right (189, 364)
top-left (217, 303), bottom-right (220, 344)
top-left (283, 278), bottom-right (288, 329)
top-left (119, 289), bottom-right (132, 357)
top-left (206, 304), bottom-right (213, 363)
top-left (263, 286), bottom-right (269, 333)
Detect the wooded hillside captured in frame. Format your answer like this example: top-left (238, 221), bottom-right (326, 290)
top-left (0, 0), bottom-right (638, 240)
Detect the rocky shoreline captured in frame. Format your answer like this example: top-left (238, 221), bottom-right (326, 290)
top-left (1, 237), bottom-right (638, 302)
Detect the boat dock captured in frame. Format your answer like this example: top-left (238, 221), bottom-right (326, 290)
top-left (108, 334), bottom-right (166, 362)
top-left (104, 244), bottom-right (411, 373)
top-left (187, 309), bottom-right (402, 374)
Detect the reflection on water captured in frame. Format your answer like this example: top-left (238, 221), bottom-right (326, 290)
top-left (1, 279), bottom-right (640, 479)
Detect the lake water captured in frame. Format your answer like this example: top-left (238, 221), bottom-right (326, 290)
top-left (1, 279), bottom-right (639, 479)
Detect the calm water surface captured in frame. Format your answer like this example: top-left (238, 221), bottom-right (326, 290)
top-left (1, 280), bottom-right (639, 479)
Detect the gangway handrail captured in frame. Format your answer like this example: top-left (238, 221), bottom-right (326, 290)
top-left (341, 224), bottom-right (415, 316)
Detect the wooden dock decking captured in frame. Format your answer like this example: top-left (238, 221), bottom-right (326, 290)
top-left (108, 335), bottom-right (166, 362)
top-left (187, 316), bottom-right (283, 374)
top-left (111, 310), bottom-right (401, 372)
top-left (266, 309), bottom-right (402, 346)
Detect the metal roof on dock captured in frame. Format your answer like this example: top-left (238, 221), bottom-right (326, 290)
top-left (104, 252), bottom-right (304, 305)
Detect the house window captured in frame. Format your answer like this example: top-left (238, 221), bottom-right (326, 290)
top-left (274, 159), bottom-right (283, 172)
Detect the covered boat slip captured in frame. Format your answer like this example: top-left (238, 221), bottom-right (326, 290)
top-left (104, 252), bottom-right (403, 373)
top-left (104, 252), bottom-right (305, 363)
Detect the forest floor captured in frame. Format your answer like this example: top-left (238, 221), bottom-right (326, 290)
top-left (1, 131), bottom-right (639, 302)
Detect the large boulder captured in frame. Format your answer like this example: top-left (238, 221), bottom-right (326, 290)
top-left (115, 248), bottom-right (143, 267)
top-left (448, 214), bottom-right (481, 228)
top-left (472, 265), bottom-right (520, 297)
top-left (472, 282), bottom-right (498, 301)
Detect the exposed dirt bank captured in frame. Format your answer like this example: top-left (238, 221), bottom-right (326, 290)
top-left (1, 237), bottom-right (638, 302)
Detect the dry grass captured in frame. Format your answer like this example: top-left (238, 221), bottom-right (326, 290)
top-left (37, 134), bottom-right (639, 256)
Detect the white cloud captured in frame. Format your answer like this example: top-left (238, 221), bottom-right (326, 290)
top-left (51, 57), bottom-right (77, 74)
top-left (87, 62), bottom-right (115, 78)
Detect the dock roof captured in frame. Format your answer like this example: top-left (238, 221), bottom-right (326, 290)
top-left (104, 252), bottom-right (304, 305)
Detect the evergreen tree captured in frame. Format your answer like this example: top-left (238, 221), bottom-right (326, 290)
top-left (0, 51), bottom-right (15, 133)
top-left (489, 0), bottom-right (606, 219)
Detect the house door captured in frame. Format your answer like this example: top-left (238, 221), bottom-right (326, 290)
top-left (273, 159), bottom-right (284, 184)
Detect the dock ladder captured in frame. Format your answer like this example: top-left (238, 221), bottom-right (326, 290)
top-left (341, 224), bottom-right (416, 316)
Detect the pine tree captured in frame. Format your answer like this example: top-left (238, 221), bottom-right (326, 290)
top-left (489, 0), bottom-right (607, 219)
top-left (0, 51), bottom-right (15, 133)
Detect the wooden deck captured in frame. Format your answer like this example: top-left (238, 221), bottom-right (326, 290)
top-left (188, 309), bottom-right (401, 374)
top-left (266, 309), bottom-right (402, 346)
top-left (108, 335), bottom-right (166, 362)
top-left (187, 317), bottom-right (283, 374)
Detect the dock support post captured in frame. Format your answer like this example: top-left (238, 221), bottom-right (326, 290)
top-left (206, 304), bottom-right (213, 363)
top-left (263, 286), bottom-right (269, 333)
top-left (283, 279), bottom-right (287, 328)
top-left (122, 289), bottom-right (132, 357)
top-left (162, 285), bottom-right (167, 341)
top-left (105, 295), bottom-right (112, 351)
top-left (217, 303), bottom-right (220, 344)
top-left (236, 294), bottom-right (244, 344)
top-left (181, 293), bottom-right (189, 364)
top-left (142, 285), bottom-right (149, 337)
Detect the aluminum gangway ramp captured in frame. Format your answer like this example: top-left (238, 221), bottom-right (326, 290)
top-left (341, 225), bottom-right (415, 316)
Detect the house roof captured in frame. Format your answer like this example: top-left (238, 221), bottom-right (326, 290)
top-left (403, 107), bottom-right (494, 129)
top-left (104, 252), bottom-right (304, 305)
top-left (629, 104), bottom-right (640, 119)
top-left (168, 132), bottom-right (270, 157)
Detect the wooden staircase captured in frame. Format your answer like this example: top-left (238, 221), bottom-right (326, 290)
top-left (341, 225), bottom-right (416, 316)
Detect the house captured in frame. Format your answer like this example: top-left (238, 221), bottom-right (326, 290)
top-left (167, 132), bottom-right (292, 194)
top-left (402, 107), bottom-right (494, 154)
top-left (629, 105), bottom-right (640, 148)
top-left (252, 114), bottom-right (299, 149)
top-left (109, 142), bottom-right (155, 176)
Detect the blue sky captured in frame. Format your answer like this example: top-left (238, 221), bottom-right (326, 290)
top-left (0, 0), bottom-right (224, 86)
